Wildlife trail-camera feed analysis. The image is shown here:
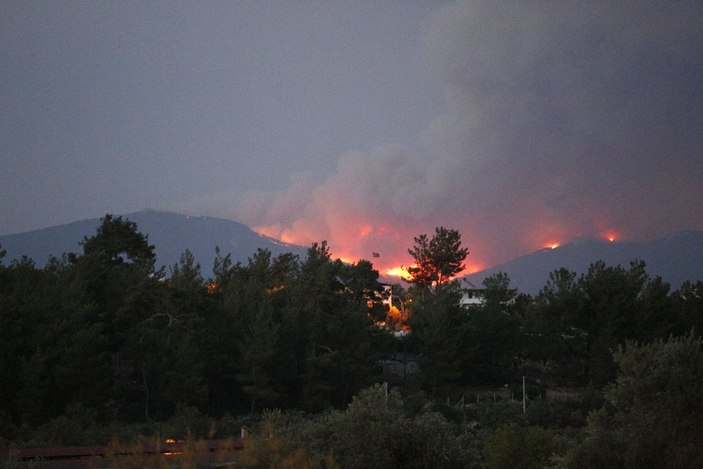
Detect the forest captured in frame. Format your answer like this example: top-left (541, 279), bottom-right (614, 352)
top-left (1, 215), bottom-right (702, 468)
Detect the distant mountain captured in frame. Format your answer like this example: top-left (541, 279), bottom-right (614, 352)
top-left (463, 231), bottom-right (703, 294)
top-left (0, 210), bottom-right (308, 277)
top-left (5, 213), bottom-right (701, 292)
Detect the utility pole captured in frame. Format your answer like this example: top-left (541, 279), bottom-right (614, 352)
top-left (522, 376), bottom-right (526, 413)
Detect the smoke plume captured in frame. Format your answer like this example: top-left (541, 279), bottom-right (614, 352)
top-left (230, 2), bottom-right (703, 273)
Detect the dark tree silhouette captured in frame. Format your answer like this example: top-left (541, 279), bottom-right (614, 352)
top-left (406, 226), bottom-right (468, 292)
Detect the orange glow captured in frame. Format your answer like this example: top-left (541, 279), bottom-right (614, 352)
top-left (358, 225), bottom-right (373, 239)
top-left (266, 285), bottom-right (285, 294)
top-left (253, 218), bottom-right (489, 281)
top-left (336, 255), bottom-right (352, 264)
top-left (383, 305), bottom-right (410, 332)
top-left (603, 231), bottom-right (618, 242)
top-left (205, 282), bottom-right (218, 295)
top-left (254, 225), bottom-right (279, 240)
top-left (545, 242), bottom-right (560, 249)
top-left (385, 265), bottom-right (413, 281)
top-left (462, 263), bottom-right (485, 275)
top-left (164, 438), bottom-right (182, 455)
top-left (384, 262), bottom-right (483, 281)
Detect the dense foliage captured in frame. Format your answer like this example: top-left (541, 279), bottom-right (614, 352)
top-left (1, 216), bottom-right (702, 468)
top-left (407, 226), bottom-right (468, 291)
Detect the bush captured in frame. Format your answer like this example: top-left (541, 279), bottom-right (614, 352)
top-left (160, 404), bottom-right (214, 440)
top-left (483, 423), bottom-right (559, 469)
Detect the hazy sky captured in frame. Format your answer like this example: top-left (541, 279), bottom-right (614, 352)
top-left (2, 1), bottom-right (702, 273)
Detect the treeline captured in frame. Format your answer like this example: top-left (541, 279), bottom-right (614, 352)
top-left (1, 217), bottom-right (703, 467)
top-left (0, 215), bottom-right (390, 428)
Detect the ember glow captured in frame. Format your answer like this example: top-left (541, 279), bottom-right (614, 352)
top-left (385, 266), bottom-right (413, 281)
top-left (337, 255), bottom-right (358, 265)
top-left (463, 263), bottom-right (485, 275)
top-left (604, 232), bottom-right (618, 243)
top-left (253, 217), bottom-right (489, 282)
top-left (385, 304), bottom-right (410, 332)
top-left (252, 212), bottom-right (439, 279)
top-left (384, 261), bottom-right (484, 282)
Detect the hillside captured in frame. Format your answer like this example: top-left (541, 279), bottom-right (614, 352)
top-left (0, 210), bottom-right (308, 277)
top-left (463, 231), bottom-right (703, 294)
top-left (4, 213), bottom-right (702, 292)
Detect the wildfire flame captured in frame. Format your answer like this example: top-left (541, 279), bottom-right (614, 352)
top-left (385, 266), bottom-right (413, 281)
top-left (384, 262), bottom-right (484, 281)
top-left (385, 304), bottom-right (410, 332)
top-left (337, 255), bottom-right (357, 265)
top-left (604, 231), bottom-right (618, 242)
top-left (252, 220), bottom-right (485, 281)
top-left (463, 263), bottom-right (485, 275)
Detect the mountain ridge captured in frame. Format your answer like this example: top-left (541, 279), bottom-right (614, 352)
top-left (2, 211), bottom-right (702, 291)
top-left (463, 231), bottom-right (703, 294)
top-left (0, 210), bottom-right (308, 278)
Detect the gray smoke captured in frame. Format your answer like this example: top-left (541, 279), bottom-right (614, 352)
top-left (231, 1), bottom-right (703, 269)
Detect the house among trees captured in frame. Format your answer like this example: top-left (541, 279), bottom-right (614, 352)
top-left (460, 278), bottom-right (518, 309)
top-left (459, 286), bottom-right (486, 308)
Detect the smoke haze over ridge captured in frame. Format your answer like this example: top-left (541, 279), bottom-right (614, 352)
top-left (2, 2), bottom-right (702, 273)
top-left (221, 2), bottom-right (703, 272)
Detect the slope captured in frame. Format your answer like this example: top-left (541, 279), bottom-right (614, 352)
top-left (0, 210), bottom-right (308, 277)
top-left (462, 231), bottom-right (703, 294)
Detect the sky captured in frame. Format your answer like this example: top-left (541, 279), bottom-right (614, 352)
top-left (2, 1), bottom-right (703, 275)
